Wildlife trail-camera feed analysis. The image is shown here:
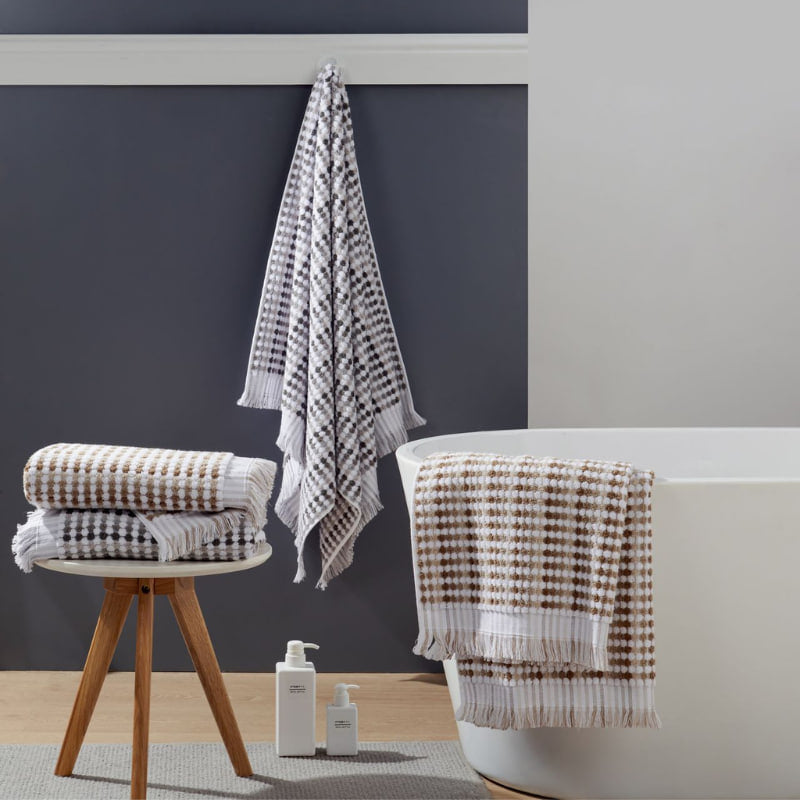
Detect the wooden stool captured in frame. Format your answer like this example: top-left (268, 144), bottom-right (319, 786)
top-left (36, 544), bottom-right (272, 800)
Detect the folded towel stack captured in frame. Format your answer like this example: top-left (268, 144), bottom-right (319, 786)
top-left (412, 452), bottom-right (660, 730)
top-left (13, 443), bottom-right (276, 572)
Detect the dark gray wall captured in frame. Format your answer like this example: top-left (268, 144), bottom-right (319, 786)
top-left (0, 8), bottom-right (526, 672)
top-left (0, 1), bottom-right (526, 34)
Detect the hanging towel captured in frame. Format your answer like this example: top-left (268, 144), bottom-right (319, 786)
top-left (14, 443), bottom-right (276, 569)
top-left (411, 452), bottom-right (660, 730)
top-left (238, 64), bottom-right (424, 588)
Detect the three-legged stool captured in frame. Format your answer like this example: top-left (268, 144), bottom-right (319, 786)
top-left (36, 544), bottom-right (271, 799)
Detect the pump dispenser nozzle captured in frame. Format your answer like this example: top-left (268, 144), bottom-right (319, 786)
top-left (332, 683), bottom-right (360, 707)
top-left (284, 640), bottom-right (320, 668)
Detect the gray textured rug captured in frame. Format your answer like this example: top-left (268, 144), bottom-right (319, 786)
top-left (0, 741), bottom-right (490, 799)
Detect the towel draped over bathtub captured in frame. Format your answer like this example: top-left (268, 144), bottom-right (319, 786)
top-left (411, 452), bottom-right (660, 730)
top-left (12, 443), bottom-right (276, 571)
top-left (238, 64), bottom-right (424, 588)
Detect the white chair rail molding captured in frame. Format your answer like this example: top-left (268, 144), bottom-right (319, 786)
top-left (0, 34), bottom-right (528, 85)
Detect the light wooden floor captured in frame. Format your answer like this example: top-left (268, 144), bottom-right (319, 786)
top-left (0, 671), bottom-right (529, 799)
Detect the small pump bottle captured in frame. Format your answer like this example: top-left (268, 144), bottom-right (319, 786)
top-left (276, 640), bottom-right (319, 756)
top-left (326, 683), bottom-right (360, 756)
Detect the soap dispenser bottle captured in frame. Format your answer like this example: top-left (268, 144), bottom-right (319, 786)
top-left (276, 640), bottom-right (319, 756)
top-left (326, 683), bottom-right (360, 756)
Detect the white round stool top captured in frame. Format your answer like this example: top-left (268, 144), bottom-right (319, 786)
top-left (34, 543), bottom-right (272, 578)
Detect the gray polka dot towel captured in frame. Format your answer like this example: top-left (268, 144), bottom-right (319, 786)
top-left (238, 64), bottom-right (424, 588)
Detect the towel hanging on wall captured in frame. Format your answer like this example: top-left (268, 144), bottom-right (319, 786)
top-left (238, 64), bottom-right (425, 588)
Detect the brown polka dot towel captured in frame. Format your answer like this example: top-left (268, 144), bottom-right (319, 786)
top-left (23, 443), bottom-right (232, 513)
top-left (238, 64), bottom-right (424, 588)
top-left (412, 452), bottom-right (660, 729)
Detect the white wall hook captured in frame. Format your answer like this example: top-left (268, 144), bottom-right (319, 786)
top-left (317, 56), bottom-right (338, 71)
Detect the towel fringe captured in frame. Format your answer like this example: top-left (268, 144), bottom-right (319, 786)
top-left (457, 701), bottom-right (662, 731)
top-left (141, 508), bottom-right (245, 563)
top-left (374, 402), bottom-right (426, 460)
top-left (413, 629), bottom-right (609, 671)
top-left (11, 510), bottom-right (53, 573)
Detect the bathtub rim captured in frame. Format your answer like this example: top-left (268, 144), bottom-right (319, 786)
top-left (396, 426), bottom-right (800, 485)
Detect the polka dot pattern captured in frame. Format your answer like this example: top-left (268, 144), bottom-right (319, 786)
top-left (237, 64), bottom-right (424, 588)
top-left (412, 452), bottom-right (659, 729)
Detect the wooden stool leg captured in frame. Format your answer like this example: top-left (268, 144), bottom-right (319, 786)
top-left (168, 579), bottom-right (253, 777)
top-left (131, 579), bottom-right (154, 800)
top-left (55, 589), bottom-right (133, 776)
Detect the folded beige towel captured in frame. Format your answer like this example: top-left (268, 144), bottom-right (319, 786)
top-left (24, 443), bottom-right (231, 512)
top-left (412, 452), bottom-right (660, 730)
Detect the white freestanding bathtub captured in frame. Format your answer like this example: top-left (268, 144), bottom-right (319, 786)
top-left (396, 428), bottom-right (800, 799)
